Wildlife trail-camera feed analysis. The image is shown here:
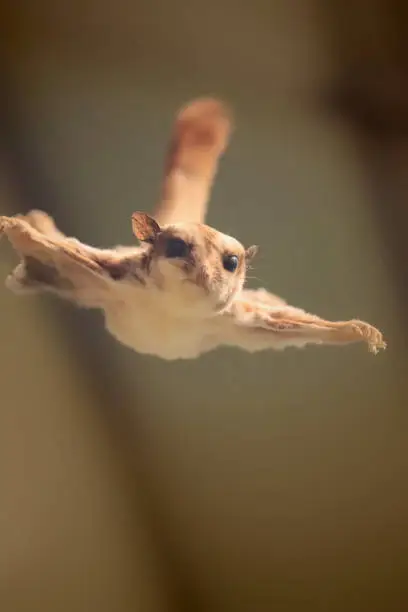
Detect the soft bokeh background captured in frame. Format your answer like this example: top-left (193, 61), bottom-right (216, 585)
top-left (1, 1), bottom-right (407, 611)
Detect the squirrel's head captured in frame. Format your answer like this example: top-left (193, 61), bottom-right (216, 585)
top-left (132, 212), bottom-right (257, 316)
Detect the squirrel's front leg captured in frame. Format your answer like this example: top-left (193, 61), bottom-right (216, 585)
top-left (220, 294), bottom-right (386, 354)
top-left (0, 213), bottom-right (139, 308)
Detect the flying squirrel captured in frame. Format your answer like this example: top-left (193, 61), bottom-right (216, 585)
top-left (0, 98), bottom-right (386, 360)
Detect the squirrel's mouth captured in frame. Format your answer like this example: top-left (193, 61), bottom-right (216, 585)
top-left (182, 277), bottom-right (235, 312)
top-left (182, 277), bottom-right (209, 293)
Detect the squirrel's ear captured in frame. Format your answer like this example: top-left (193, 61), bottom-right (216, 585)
top-left (131, 212), bottom-right (161, 243)
top-left (245, 245), bottom-right (258, 261)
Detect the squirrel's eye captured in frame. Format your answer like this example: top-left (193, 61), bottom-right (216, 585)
top-left (222, 254), bottom-right (239, 272)
top-left (165, 238), bottom-right (190, 259)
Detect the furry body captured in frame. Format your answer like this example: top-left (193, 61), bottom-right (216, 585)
top-left (0, 99), bottom-right (386, 359)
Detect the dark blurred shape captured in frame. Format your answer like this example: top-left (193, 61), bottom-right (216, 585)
top-left (322, 0), bottom-right (408, 323)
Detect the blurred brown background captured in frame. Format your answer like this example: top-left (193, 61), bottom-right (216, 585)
top-left (0, 1), bottom-right (407, 611)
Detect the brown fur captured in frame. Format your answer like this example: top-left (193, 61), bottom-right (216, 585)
top-left (0, 97), bottom-right (386, 359)
top-left (155, 98), bottom-right (233, 226)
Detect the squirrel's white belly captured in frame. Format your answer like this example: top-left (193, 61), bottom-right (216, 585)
top-left (103, 295), bottom-right (210, 360)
